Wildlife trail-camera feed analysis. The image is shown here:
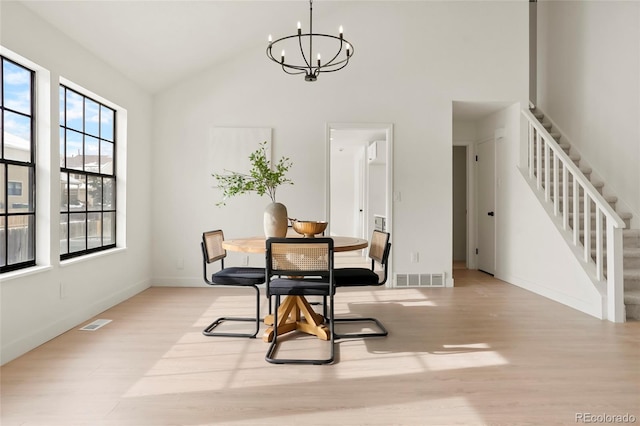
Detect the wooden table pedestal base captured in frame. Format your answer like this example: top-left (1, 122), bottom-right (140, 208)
top-left (263, 296), bottom-right (330, 342)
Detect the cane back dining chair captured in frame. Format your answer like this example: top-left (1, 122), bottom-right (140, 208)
top-left (265, 237), bottom-right (335, 365)
top-left (200, 230), bottom-right (265, 338)
top-left (333, 230), bottom-right (391, 339)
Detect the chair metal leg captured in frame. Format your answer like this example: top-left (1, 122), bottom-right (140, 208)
top-left (285, 295), bottom-right (384, 340)
top-left (265, 294), bottom-right (335, 365)
top-left (202, 285), bottom-right (261, 338)
top-left (334, 316), bottom-right (388, 339)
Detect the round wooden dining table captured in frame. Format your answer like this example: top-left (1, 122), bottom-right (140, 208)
top-left (222, 234), bottom-right (368, 253)
top-left (221, 233), bottom-right (368, 342)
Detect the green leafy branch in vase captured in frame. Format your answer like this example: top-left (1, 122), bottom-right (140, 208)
top-left (212, 141), bottom-right (293, 206)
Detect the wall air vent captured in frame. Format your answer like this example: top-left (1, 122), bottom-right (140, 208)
top-left (79, 319), bottom-right (112, 331)
top-left (395, 273), bottom-right (445, 287)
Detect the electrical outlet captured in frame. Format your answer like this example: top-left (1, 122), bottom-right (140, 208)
top-left (59, 282), bottom-right (65, 299)
top-left (176, 257), bottom-right (184, 270)
top-left (410, 252), bottom-right (419, 263)
top-left (242, 255), bottom-right (249, 266)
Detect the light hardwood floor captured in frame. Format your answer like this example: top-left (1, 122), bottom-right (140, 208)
top-left (1, 268), bottom-right (639, 426)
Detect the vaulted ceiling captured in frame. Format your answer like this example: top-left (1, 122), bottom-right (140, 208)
top-left (17, 1), bottom-right (517, 120)
top-left (19, 0), bottom-right (358, 94)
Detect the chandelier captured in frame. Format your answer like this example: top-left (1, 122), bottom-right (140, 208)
top-left (266, 0), bottom-right (354, 82)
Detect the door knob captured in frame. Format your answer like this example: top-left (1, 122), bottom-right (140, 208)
top-left (487, 211), bottom-right (495, 216)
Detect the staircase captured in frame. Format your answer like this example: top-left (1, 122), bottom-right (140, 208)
top-left (525, 106), bottom-right (639, 321)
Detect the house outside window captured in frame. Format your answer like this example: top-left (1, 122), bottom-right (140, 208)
top-left (59, 85), bottom-right (116, 258)
top-left (8, 181), bottom-right (23, 196)
top-left (1, 56), bottom-right (36, 272)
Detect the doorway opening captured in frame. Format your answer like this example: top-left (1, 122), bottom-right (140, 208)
top-left (452, 145), bottom-right (468, 270)
top-left (326, 123), bottom-right (393, 273)
top-left (452, 101), bottom-right (514, 275)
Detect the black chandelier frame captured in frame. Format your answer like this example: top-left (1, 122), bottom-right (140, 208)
top-left (266, 0), bottom-right (354, 82)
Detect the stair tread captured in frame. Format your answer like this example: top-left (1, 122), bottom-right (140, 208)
top-left (580, 228), bottom-right (639, 236)
top-left (591, 247), bottom-right (640, 256)
top-left (624, 269), bottom-right (640, 278)
top-left (623, 290), bottom-right (640, 304)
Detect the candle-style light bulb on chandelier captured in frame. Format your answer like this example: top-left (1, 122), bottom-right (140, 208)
top-left (266, 0), bottom-right (354, 82)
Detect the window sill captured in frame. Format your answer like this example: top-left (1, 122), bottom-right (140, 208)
top-left (1, 265), bottom-right (53, 282)
top-left (60, 247), bottom-right (127, 267)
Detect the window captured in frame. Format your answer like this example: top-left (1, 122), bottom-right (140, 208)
top-left (1, 56), bottom-right (36, 272)
top-left (59, 85), bottom-right (116, 259)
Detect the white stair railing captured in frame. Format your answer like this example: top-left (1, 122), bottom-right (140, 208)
top-left (522, 108), bottom-right (626, 322)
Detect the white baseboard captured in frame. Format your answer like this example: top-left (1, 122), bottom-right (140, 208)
top-left (498, 273), bottom-right (604, 320)
top-left (151, 277), bottom-right (206, 287)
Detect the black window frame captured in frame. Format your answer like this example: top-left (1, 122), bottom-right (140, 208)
top-left (59, 85), bottom-right (117, 260)
top-left (1, 55), bottom-right (36, 273)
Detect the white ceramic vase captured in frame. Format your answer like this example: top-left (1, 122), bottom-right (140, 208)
top-left (264, 202), bottom-right (288, 238)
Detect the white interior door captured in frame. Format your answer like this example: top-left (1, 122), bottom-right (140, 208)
top-left (477, 138), bottom-right (495, 275)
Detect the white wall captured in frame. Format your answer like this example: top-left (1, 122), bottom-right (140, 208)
top-left (0, 2), bottom-right (153, 365)
top-left (330, 145), bottom-right (361, 237)
top-left (537, 1), bottom-right (640, 224)
top-left (151, 1), bottom-right (529, 286)
top-left (367, 141), bottom-right (386, 239)
top-left (477, 104), bottom-right (604, 318)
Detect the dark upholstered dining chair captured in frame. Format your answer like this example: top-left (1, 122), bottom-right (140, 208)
top-left (333, 230), bottom-right (391, 339)
top-left (200, 230), bottom-right (265, 338)
top-left (265, 237), bottom-right (335, 365)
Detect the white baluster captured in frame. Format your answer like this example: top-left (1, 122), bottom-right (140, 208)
top-left (573, 176), bottom-right (579, 246)
top-left (584, 193), bottom-right (591, 262)
top-left (528, 123), bottom-right (534, 179)
top-left (553, 151), bottom-right (559, 216)
top-left (595, 208), bottom-right (603, 280)
top-left (536, 132), bottom-right (542, 190)
top-left (544, 141), bottom-right (550, 201)
top-left (562, 164), bottom-right (569, 230)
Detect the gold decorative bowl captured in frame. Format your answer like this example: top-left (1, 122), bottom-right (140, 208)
top-left (290, 219), bottom-right (328, 238)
